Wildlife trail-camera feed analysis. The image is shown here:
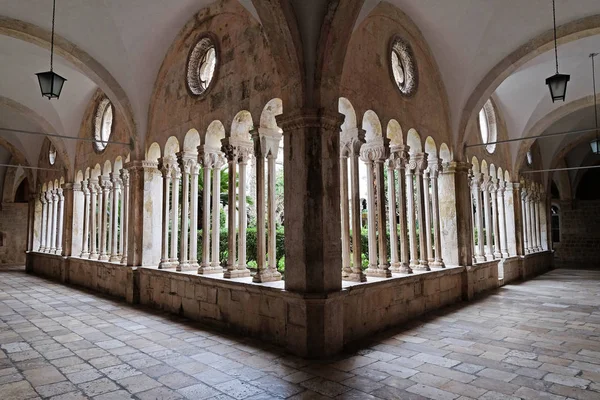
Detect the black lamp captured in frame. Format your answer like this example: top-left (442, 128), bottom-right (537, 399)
top-left (546, 0), bottom-right (569, 102)
top-left (590, 53), bottom-right (600, 155)
top-left (36, 0), bottom-right (66, 99)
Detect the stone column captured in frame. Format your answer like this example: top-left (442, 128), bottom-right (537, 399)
top-left (177, 153), bottom-right (191, 271)
top-left (56, 188), bottom-right (64, 255)
top-left (253, 131), bottom-right (268, 282)
top-left (61, 184), bottom-right (77, 257)
top-left (340, 149), bottom-right (351, 278)
top-left (39, 192), bottom-right (47, 252)
top-left (481, 176), bottom-right (494, 260)
top-left (521, 184), bottom-right (529, 254)
top-left (472, 172), bottom-right (485, 263)
top-left (49, 190), bottom-right (58, 253)
top-left (109, 174), bottom-right (121, 262)
top-left (158, 159), bottom-right (172, 269)
top-left (414, 153), bottom-right (430, 271)
top-left (535, 191), bottom-right (542, 251)
top-left (498, 180), bottom-right (509, 257)
top-left (429, 160), bottom-right (444, 267)
top-left (98, 177), bottom-right (111, 261)
top-left (198, 149), bottom-right (214, 274)
top-left (360, 155), bottom-right (377, 276)
top-left (348, 134), bottom-right (366, 281)
top-left (189, 160), bottom-right (200, 271)
top-left (509, 182), bottom-right (523, 256)
top-left (211, 155), bottom-right (225, 272)
top-left (170, 165), bottom-right (181, 268)
top-left (391, 145), bottom-right (411, 273)
top-left (265, 130), bottom-right (283, 281)
top-left (236, 147), bottom-right (252, 276)
top-left (527, 191), bottom-right (534, 254)
top-left (387, 158), bottom-right (399, 271)
top-left (120, 169), bottom-right (129, 264)
top-left (406, 157), bottom-right (419, 269)
top-left (374, 155), bottom-right (391, 277)
top-left (222, 141), bottom-right (240, 278)
top-left (89, 180), bottom-right (99, 259)
top-left (422, 166), bottom-right (433, 264)
top-left (491, 178), bottom-right (502, 259)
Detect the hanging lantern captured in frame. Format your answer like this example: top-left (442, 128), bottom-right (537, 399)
top-left (36, 0), bottom-right (66, 99)
top-left (546, 0), bottom-right (569, 102)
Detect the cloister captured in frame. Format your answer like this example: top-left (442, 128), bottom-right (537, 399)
top-left (1, 1), bottom-right (600, 399)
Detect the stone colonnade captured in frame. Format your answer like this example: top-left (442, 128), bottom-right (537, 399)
top-left (37, 184), bottom-right (65, 255)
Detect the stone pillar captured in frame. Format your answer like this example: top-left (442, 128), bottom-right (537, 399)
top-left (177, 153), bottom-right (191, 271)
top-left (158, 159), bottom-right (172, 269)
top-left (429, 160), bottom-right (444, 267)
top-left (509, 182), bottom-right (523, 256)
top-left (27, 193), bottom-right (37, 252)
top-left (49, 190), bottom-right (57, 253)
top-left (253, 131), bottom-right (268, 282)
top-left (339, 150), bottom-right (351, 279)
top-left (521, 183), bottom-right (529, 254)
top-left (56, 188), bottom-right (65, 255)
top-left (498, 180), bottom-right (509, 258)
top-left (391, 145), bottom-right (411, 273)
top-left (491, 178), bottom-right (502, 259)
top-left (265, 130), bottom-right (283, 281)
top-left (109, 174), bottom-right (121, 262)
top-left (406, 157), bottom-right (418, 269)
top-left (375, 156), bottom-right (391, 277)
top-left (81, 182), bottom-right (90, 258)
top-left (39, 191), bottom-right (47, 252)
top-left (360, 156), bottom-right (377, 275)
top-left (387, 159), bottom-right (399, 271)
top-left (125, 160), bottom-right (161, 267)
top-left (170, 165), bottom-right (181, 268)
top-left (198, 149), bottom-right (214, 274)
top-left (482, 177), bottom-right (493, 260)
top-left (211, 155), bottom-right (225, 271)
top-left (189, 159), bottom-right (200, 271)
top-left (414, 153), bottom-right (430, 271)
top-left (120, 169), bottom-right (129, 264)
top-left (349, 134), bottom-right (366, 281)
top-left (535, 191), bottom-right (542, 251)
top-left (223, 142), bottom-right (240, 278)
top-left (98, 177), bottom-right (111, 261)
top-left (237, 148), bottom-right (252, 275)
top-left (423, 167), bottom-right (433, 264)
top-left (472, 172), bottom-right (485, 263)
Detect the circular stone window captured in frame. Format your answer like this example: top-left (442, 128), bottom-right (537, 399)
top-left (390, 36), bottom-right (418, 96)
top-left (478, 99), bottom-right (497, 154)
top-left (94, 98), bottom-right (113, 152)
top-left (48, 144), bottom-right (56, 165)
top-left (187, 36), bottom-right (218, 96)
top-left (526, 150), bottom-right (533, 166)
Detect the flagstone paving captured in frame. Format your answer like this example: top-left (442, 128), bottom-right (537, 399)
top-left (1, 267), bottom-right (599, 399)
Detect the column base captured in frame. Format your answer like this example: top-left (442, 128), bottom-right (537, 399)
top-left (431, 260), bottom-right (445, 268)
top-left (414, 262), bottom-right (430, 271)
top-left (98, 254), bottom-right (109, 261)
top-left (253, 269), bottom-right (282, 283)
top-left (38, 247), bottom-right (46, 253)
top-left (485, 254), bottom-right (495, 261)
top-left (50, 248), bottom-right (56, 254)
top-left (475, 255), bottom-right (486, 263)
top-left (501, 252), bottom-right (510, 258)
top-left (198, 264), bottom-right (223, 274)
top-left (177, 262), bottom-right (192, 272)
top-left (158, 260), bottom-right (175, 269)
top-left (89, 253), bottom-right (99, 260)
top-left (493, 252), bottom-right (502, 259)
top-left (367, 267), bottom-right (392, 278)
top-left (223, 268), bottom-right (251, 278)
top-left (390, 263), bottom-right (413, 274)
top-left (80, 252), bottom-right (90, 258)
top-left (341, 267), bottom-right (353, 279)
top-left (364, 266), bottom-right (379, 277)
top-left (343, 270), bottom-right (366, 282)
top-left (120, 257), bottom-right (127, 265)
top-left (109, 255), bottom-right (121, 262)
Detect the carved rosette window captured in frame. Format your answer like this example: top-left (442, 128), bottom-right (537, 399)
top-left (49, 144), bottom-right (56, 165)
top-left (94, 98), bottom-right (113, 152)
top-left (187, 35), bottom-right (218, 96)
top-left (390, 36), bottom-right (418, 96)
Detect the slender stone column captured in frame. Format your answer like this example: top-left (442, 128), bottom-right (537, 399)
top-left (527, 192), bottom-right (534, 254)
top-left (387, 159), bottom-right (399, 271)
top-left (223, 142), bottom-right (239, 278)
top-left (375, 157), bottom-right (391, 277)
top-left (198, 149), bottom-right (214, 274)
top-left (120, 169), bottom-right (129, 264)
top-left (422, 167), bottom-right (433, 263)
top-left (361, 157), bottom-right (377, 275)
top-left (236, 148), bottom-right (252, 276)
top-left (429, 159), bottom-right (444, 267)
top-left (472, 173), bottom-right (485, 263)
top-left (340, 152), bottom-right (351, 278)
top-left (56, 188), bottom-right (64, 255)
top-left (80, 182), bottom-right (90, 257)
top-left (88, 180), bottom-right (99, 259)
top-left (109, 174), bottom-right (120, 262)
top-left (50, 190), bottom-right (58, 253)
top-left (189, 160), bottom-right (200, 270)
top-left (507, 182), bottom-right (522, 256)
top-left (170, 165), bottom-right (181, 267)
top-left (531, 192), bottom-right (539, 252)
top-left (406, 157), bottom-right (418, 269)
top-left (211, 155), bottom-right (225, 272)
top-left (536, 194), bottom-right (543, 251)
top-left (98, 177), bottom-right (111, 261)
top-left (521, 184), bottom-right (529, 254)
top-left (158, 160), bottom-right (172, 269)
top-left (491, 178), bottom-right (502, 259)
top-left (39, 192), bottom-right (47, 252)
top-left (253, 132), bottom-right (268, 282)
top-left (266, 146), bottom-right (282, 281)
top-left (414, 153), bottom-right (430, 271)
top-left (482, 176), bottom-right (494, 260)
top-left (391, 145), bottom-right (411, 273)
top-left (498, 180), bottom-right (509, 257)
top-left (348, 135), bottom-right (366, 281)
top-left (177, 153), bottom-right (191, 271)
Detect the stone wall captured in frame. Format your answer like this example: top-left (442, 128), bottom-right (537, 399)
top-left (499, 257), bottom-right (521, 284)
top-left (554, 200), bottom-right (600, 269)
top-left (0, 203), bottom-right (28, 265)
top-left (25, 251), bottom-right (553, 358)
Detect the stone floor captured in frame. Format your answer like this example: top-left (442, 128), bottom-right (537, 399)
top-left (1, 267), bottom-right (600, 400)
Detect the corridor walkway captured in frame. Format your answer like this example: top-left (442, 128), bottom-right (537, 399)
top-left (0, 268), bottom-right (599, 399)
